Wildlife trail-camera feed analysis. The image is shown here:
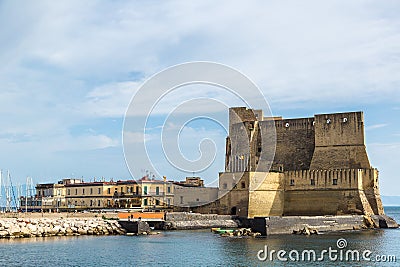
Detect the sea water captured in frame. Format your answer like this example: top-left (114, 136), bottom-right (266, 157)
top-left (0, 207), bottom-right (399, 266)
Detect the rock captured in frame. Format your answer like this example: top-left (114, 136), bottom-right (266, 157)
top-left (0, 230), bottom-right (9, 237)
top-left (53, 225), bottom-right (61, 233)
top-left (78, 229), bottom-right (87, 235)
top-left (27, 224), bottom-right (37, 232)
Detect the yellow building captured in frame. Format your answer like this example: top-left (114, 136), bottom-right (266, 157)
top-left (20, 177), bottom-right (173, 211)
top-left (64, 180), bottom-right (117, 210)
top-left (138, 176), bottom-right (174, 210)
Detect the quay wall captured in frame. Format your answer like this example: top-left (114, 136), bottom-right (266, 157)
top-left (163, 212), bottom-right (239, 230)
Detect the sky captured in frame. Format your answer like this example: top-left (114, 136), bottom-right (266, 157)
top-left (0, 1), bottom-right (399, 195)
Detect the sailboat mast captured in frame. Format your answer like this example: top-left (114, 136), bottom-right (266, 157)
top-left (0, 170), bottom-right (2, 212)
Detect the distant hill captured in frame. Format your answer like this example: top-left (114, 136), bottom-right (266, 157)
top-left (382, 196), bottom-right (400, 206)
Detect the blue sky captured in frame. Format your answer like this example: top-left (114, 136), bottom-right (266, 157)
top-left (0, 1), bottom-right (399, 195)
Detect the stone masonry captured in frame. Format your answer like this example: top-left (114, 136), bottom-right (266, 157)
top-left (194, 107), bottom-right (385, 219)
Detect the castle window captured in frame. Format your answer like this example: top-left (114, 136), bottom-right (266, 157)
top-left (310, 179), bottom-right (315, 186)
top-left (290, 179), bottom-right (295, 186)
top-left (223, 183), bottom-right (227, 189)
top-left (241, 182), bottom-right (246, 189)
top-left (333, 179), bottom-right (338, 185)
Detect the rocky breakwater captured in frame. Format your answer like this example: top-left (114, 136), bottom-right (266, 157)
top-left (0, 218), bottom-right (126, 238)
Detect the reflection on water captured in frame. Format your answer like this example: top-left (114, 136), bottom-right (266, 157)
top-left (0, 207), bottom-right (398, 266)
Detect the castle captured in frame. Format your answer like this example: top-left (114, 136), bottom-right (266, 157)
top-left (195, 107), bottom-right (385, 218)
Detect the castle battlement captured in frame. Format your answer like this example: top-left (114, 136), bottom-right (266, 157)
top-left (284, 168), bottom-right (378, 190)
top-left (210, 107), bottom-right (385, 218)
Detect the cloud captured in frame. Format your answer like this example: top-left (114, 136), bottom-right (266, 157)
top-left (1, 0), bottom-right (400, 188)
top-left (83, 81), bottom-right (140, 117)
top-left (366, 124), bottom-right (388, 130)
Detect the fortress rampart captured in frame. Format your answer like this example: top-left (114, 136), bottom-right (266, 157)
top-left (196, 107), bottom-right (385, 218)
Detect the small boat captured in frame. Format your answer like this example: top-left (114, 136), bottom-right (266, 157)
top-left (213, 229), bottom-right (234, 234)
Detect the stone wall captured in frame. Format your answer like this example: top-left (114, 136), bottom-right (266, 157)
top-left (248, 172), bottom-right (285, 217)
top-left (310, 112), bottom-right (371, 169)
top-left (283, 168), bottom-right (384, 216)
top-left (173, 185), bottom-right (218, 207)
top-left (163, 212), bottom-right (239, 230)
top-left (262, 118), bottom-right (315, 171)
top-left (252, 215), bottom-right (366, 235)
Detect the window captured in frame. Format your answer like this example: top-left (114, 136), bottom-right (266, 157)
top-left (180, 196), bottom-right (183, 204)
top-left (241, 182), bottom-right (246, 189)
top-left (67, 189), bottom-right (70, 196)
top-left (155, 199), bottom-right (160, 205)
top-left (196, 198), bottom-right (199, 202)
top-left (75, 189), bottom-right (78, 195)
top-left (143, 198), bottom-right (148, 206)
top-left (107, 200), bottom-right (110, 206)
top-left (82, 189), bottom-right (85, 195)
top-left (38, 191), bottom-right (41, 196)
top-left (90, 188), bottom-right (93, 195)
top-left (223, 183), bottom-right (227, 189)
top-left (107, 188), bottom-right (111, 194)
top-left (333, 179), bottom-right (338, 185)
top-left (98, 200), bottom-right (101, 206)
top-left (136, 187), bottom-right (139, 195)
top-left (310, 179), bottom-right (315, 186)
top-left (121, 187), bottom-right (123, 193)
top-left (290, 179), bottom-right (295, 186)
top-left (90, 200), bottom-right (93, 207)
top-left (167, 198), bottom-right (171, 206)
top-left (130, 187), bottom-right (134, 193)
top-left (167, 187), bottom-right (171, 193)
top-left (258, 147), bottom-right (262, 153)
top-left (156, 187), bottom-right (160, 195)
top-left (98, 188), bottom-right (101, 194)
top-left (144, 186), bottom-right (148, 195)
